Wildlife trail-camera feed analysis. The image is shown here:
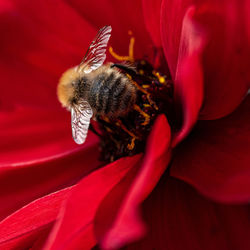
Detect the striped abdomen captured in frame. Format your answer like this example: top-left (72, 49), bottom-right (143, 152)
top-left (87, 70), bottom-right (137, 118)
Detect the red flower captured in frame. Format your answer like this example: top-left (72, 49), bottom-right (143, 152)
top-left (0, 0), bottom-right (250, 249)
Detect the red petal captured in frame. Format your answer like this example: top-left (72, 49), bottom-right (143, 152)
top-left (160, 0), bottom-right (188, 77)
top-left (44, 155), bottom-right (142, 250)
top-left (161, 0), bottom-right (250, 120)
top-left (196, 1), bottom-right (250, 119)
top-left (142, 0), bottom-right (162, 47)
top-left (171, 7), bottom-right (205, 147)
top-left (95, 115), bottom-right (171, 249)
top-left (246, 0), bottom-right (250, 45)
top-left (171, 95), bottom-right (250, 203)
top-left (0, 0), bottom-right (97, 75)
top-left (0, 108), bottom-right (99, 166)
top-left (0, 0), bottom-right (98, 110)
top-left (0, 186), bottom-right (71, 249)
top-left (126, 177), bottom-right (250, 250)
top-left (66, 0), bottom-right (154, 61)
top-left (0, 108), bottom-right (100, 221)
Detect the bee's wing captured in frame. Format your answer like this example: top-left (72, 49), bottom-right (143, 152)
top-left (78, 25), bottom-right (112, 74)
top-left (71, 101), bottom-right (93, 144)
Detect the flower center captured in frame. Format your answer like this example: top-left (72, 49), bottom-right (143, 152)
top-left (90, 32), bottom-right (173, 162)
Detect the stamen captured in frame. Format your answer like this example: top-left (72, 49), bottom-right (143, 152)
top-left (115, 119), bottom-right (138, 150)
top-left (115, 120), bottom-right (138, 139)
top-left (128, 37), bottom-right (135, 60)
top-left (109, 47), bottom-right (132, 61)
top-left (153, 71), bottom-right (167, 85)
top-left (132, 81), bottom-right (159, 110)
top-left (133, 104), bottom-right (150, 126)
top-left (109, 31), bottom-right (135, 62)
top-left (127, 137), bottom-right (136, 150)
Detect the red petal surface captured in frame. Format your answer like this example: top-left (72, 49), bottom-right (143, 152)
top-left (125, 177), bottom-right (250, 250)
top-left (171, 7), bottom-right (205, 147)
top-left (0, 0), bottom-right (98, 110)
top-left (0, 108), bottom-right (100, 221)
top-left (246, 0), bottom-right (250, 44)
top-left (171, 95), bottom-right (250, 203)
top-left (0, 108), bottom-right (99, 166)
top-left (161, 0), bottom-right (250, 120)
top-left (65, 0), bottom-right (154, 62)
top-left (142, 0), bottom-right (162, 48)
top-left (0, 0), bottom-right (97, 79)
top-left (95, 115), bottom-right (171, 249)
top-left (45, 155), bottom-right (142, 250)
top-left (0, 186), bottom-right (72, 249)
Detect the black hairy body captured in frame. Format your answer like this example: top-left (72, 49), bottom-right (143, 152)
top-left (74, 65), bottom-right (137, 118)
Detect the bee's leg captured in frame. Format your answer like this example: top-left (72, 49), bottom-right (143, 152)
top-left (89, 123), bottom-right (102, 137)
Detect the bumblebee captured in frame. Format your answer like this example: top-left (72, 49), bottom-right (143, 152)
top-left (57, 26), bottom-right (137, 144)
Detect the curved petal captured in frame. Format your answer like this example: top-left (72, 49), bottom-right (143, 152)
top-left (171, 6), bottom-right (205, 147)
top-left (44, 154), bottom-right (142, 250)
top-left (171, 95), bottom-right (250, 203)
top-left (160, 0), bottom-right (190, 77)
top-left (0, 108), bottom-right (99, 166)
top-left (0, 0), bottom-right (97, 110)
top-left (0, 0), bottom-right (97, 75)
top-left (0, 108), bottom-right (100, 221)
top-left (95, 115), bottom-right (171, 249)
top-left (161, 0), bottom-right (250, 120)
top-left (65, 0), bottom-right (154, 62)
top-left (0, 186), bottom-right (72, 249)
top-left (125, 177), bottom-right (250, 250)
top-left (196, 1), bottom-right (250, 119)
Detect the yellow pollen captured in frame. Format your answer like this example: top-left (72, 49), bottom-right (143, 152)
top-left (109, 31), bottom-right (135, 62)
top-left (134, 104), bottom-right (150, 126)
top-left (159, 76), bottom-right (165, 83)
top-left (140, 60), bottom-right (146, 65)
top-left (142, 84), bottom-right (150, 88)
top-left (143, 104), bottom-right (151, 107)
top-left (153, 71), bottom-right (166, 85)
top-left (139, 69), bottom-right (144, 75)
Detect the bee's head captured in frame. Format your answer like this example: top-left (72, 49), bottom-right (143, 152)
top-left (57, 67), bottom-right (80, 109)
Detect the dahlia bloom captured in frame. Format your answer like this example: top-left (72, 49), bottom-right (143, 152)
top-left (0, 0), bottom-right (250, 249)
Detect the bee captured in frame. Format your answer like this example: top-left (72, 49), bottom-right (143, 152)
top-left (57, 26), bottom-right (137, 144)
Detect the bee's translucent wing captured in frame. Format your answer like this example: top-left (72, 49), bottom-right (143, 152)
top-left (71, 101), bottom-right (93, 144)
top-left (78, 25), bottom-right (112, 74)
